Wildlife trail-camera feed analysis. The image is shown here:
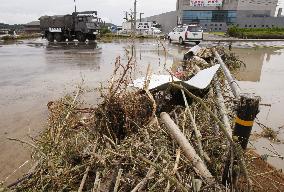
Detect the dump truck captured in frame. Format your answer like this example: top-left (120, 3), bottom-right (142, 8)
top-left (39, 11), bottom-right (100, 42)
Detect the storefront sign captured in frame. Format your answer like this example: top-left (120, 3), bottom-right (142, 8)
top-left (190, 0), bottom-right (223, 7)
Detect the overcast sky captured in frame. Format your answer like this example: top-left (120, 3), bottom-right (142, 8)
top-left (0, 0), bottom-right (176, 25)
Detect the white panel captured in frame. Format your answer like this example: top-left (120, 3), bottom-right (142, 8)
top-left (132, 64), bottom-right (220, 90)
top-left (49, 28), bottom-right (62, 32)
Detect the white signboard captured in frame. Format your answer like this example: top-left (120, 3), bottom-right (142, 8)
top-left (136, 22), bottom-right (151, 30)
top-left (49, 27), bottom-right (62, 32)
top-left (190, 0), bottom-right (223, 7)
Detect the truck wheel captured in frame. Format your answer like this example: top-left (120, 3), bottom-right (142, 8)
top-left (179, 37), bottom-right (184, 45)
top-left (77, 32), bottom-right (86, 42)
top-left (54, 33), bottom-right (63, 42)
top-left (47, 33), bottom-right (54, 42)
top-left (88, 35), bottom-right (96, 41)
top-left (68, 37), bottom-right (74, 42)
top-left (195, 41), bottom-right (200, 45)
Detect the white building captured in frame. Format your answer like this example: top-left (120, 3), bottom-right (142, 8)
top-left (145, 0), bottom-right (284, 32)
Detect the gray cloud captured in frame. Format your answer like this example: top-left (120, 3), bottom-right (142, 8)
top-left (0, 0), bottom-right (176, 24)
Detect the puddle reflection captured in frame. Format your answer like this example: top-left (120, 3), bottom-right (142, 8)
top-left (44, 42), bottom-right (102, 71)
top-left (234, 48), bottom-right (282, 82)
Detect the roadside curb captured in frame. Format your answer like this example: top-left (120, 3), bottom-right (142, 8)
top-left (204, 39), bottom-right (284, 42)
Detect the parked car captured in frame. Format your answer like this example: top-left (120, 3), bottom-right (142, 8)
top-left (168, 25), bottom-right (203, 45)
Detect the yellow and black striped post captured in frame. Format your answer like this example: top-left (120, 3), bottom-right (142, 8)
top-left (222, 94), bottom-right (260, 187)
top-left (233, 95), bottom-right (260, 149)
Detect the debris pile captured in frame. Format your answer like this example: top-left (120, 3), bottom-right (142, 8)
top-left (6, 46), bottom-right (284, 192)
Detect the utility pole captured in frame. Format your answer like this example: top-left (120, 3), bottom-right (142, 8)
top-left (139, 12), bottom-right (144, 35)
top-left (133, 0), bottom-right (137, 34)
top-left (74, 0), bottom-right (77, 12)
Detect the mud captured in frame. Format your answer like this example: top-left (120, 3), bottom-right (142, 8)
top-left (0, 38), bottom-right (283, 185)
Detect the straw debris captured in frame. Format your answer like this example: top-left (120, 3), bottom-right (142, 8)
top-left (7, 45), bottom-right (279, 192)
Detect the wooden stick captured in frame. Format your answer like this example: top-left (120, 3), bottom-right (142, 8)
top-left (114, 169), bottom-right (123, 192)
top-left (165, 149), bottom-right (181, 192)
top-left (7, 172), bottom-right (33, 189)
top-left (173, 149), bottom-right (181, 175)
top-left (144, 63), bottom-right (152, 90)
top-left (160, 112), bottom-right (214, 183)
top-left (131, 149), bottom-right (164, 192)
top-left (139, 156), bottom-right (188, 192)
top-left (181, 90), bottom-right (205, 160)
top-left (92, 171), bottom-right (101, 192)
top-left (78, 166), bottom-right (90, 192)
top-left (4, 160), bottom-right (29, 183)
top-left (131, 168), bottom-right (155, 192)
top-left (7, 162), bottom-right (38, 189)
top-left (56, 88), bottom-right (81, 143)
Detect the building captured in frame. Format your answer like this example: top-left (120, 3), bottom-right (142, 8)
top-left (24, 21), bottom-right (40, 33)
top-left (142, 11), bottom-right (179, 33)
top-left (143, 0), bottom-right (284, 32)
top-left (0, 23), bottom-right (24, 33)
top-left (0, 29), bottom-right (9, 35)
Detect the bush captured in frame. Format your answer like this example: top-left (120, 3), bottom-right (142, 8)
top-left (1, 33), bottom-right (41, 41)
top-left (100, 26), bottom-right (111, 35)
top-left (227, 26), bottom-right (284, 39)
top-left (1, 35), bottom-right (16, 41)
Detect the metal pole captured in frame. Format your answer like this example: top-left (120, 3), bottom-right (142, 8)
top-left (213, 49), bottom-right (240, 98)
top-left (214, 79), bottom-right (233, 138)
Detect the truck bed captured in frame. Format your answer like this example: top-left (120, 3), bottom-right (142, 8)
top-left (39, 15), bottom-right (73, 30)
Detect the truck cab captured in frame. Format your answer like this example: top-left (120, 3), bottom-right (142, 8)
top-left (73, 11), bottom-right (100, 41)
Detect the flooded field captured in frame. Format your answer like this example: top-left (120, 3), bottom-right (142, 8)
top-left (0, 38), bottom-right (283, 184)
